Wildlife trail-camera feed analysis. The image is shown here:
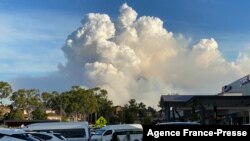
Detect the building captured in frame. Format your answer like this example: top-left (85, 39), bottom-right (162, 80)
top-left (0, 105), bottom-right (10, 117)
top-left (23, 108), bottom-right (62, 121)
top-left (46, 109), bottom-right (62, 121)
top-left (220, 74), bottom-right (250, 96)
top-left (160, 74), bottom-right (250, 125)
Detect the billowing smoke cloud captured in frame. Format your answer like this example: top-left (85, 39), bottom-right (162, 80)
top-left (13, 3), bottom-right (250, 107)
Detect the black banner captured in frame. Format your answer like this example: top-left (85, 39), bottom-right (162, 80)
top-left (143, 125), bottom-right (250, 140)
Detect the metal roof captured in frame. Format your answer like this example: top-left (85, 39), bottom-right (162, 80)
top-left (161, 95), bottom-right (250, 108)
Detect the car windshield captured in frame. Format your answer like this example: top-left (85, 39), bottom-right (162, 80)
top-left (94, 129), bottom-right (106, 135)
top-left (53, 133), bottom-right (67, 140)
top-left (11, 133), bottom-right (40, 141)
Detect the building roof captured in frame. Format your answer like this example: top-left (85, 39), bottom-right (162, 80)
top-left (160, 95), bottom-right (208, 107)
top-left (161, 95), bottom-right (194, 102)
top-left (222, 74), bottom-right (250, 93)
top-left (161, 95), bottom-right (250, 108)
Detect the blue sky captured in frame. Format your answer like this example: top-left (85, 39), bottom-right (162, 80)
top-left (1, 0), bottom-right (250, 83)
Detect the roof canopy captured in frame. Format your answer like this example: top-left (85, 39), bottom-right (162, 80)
top-left (160, 95), bottom-right (250, 108)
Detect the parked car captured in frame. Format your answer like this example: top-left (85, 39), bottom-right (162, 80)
top-left (0, 128), bottom-right (39, 141)
top-left (27, 132), bottom-right (68, 141)
top-left (90, 127), bottom-right (101, 136)
top-left (23, 122), bottom-right (89, 141)
top-left (156, 121), bottom-right (200, 125)
top-left (91, 124), bottom-right (143, 141)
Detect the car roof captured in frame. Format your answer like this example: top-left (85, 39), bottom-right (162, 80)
top-left (101, 124), bottom-right (143, 130)
top-left (0, 128), bottom-right (25, 135)
top-left (156, 122), bottom-right (200, 125)
top-left (24, 122), bottom-right (89, 130)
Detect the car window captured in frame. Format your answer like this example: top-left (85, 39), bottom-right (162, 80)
top-left (31, 133), bottom-right (52, 140)
top-left (103, 130), bottom-right (112, 136)
top-left (10, 134), bottom-right (39, 141)
top-left (53, 133), bottom-right (67, 140)
top-left (35, 128), bottom-right (86, 138)
top-left (0, 134), bottom-right (4, 139)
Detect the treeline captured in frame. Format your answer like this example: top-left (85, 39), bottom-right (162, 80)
top-left (0, 81), bottom-right (157, 124)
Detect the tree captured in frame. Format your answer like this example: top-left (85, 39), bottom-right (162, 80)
top-left (80, 88), bottom-right (98, 120)
top-left (11, 89), bottom-right (42, 119)
top-left (142, 106), bottom-right (157, 124)
top-left (138, 102), bottom-right (147, 123)
top-left (123, 99), bottom-right (139, 123)
top-left (4, 109), bottom-right (24, 120)
top-left (41, 92), bottom-right (55, 109)
top-left (50, 92), bottom-right (63, 111)
top-left (147, 106), bottom-right (157, 117)
top-left (94, 88), bottom-right (113, 123)
top-left (0, 81), bottom-right (12, 104)
top-left (63, 86), bottom-right (98, 121)
top-left (32, 107), bottom-right (48, 120)
top-left (123, 99), bottom-right (156, 124)
top-left (109, 115), bottom-right (120, 124)
top-left (11, 89), bottom-right (27, 109)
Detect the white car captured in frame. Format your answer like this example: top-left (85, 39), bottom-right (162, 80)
top-left (27, 132), bottom-right (68, 141)
top-left (0, 128), bottom-right (39, 141)
top-left (23, 122), bottom-right (89, 141)
top-left (156, 122), bottom-right (200, 125)
top-left (91, 124), bottom-right (143, 141)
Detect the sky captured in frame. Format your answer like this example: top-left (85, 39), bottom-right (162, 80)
top-left (1, 0), bottom-right (250, 107)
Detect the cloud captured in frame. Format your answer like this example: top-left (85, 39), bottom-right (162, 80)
top-left (12, 3), bottom-right (250, 107)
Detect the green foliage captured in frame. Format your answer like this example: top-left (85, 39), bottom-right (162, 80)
top-left (50, 92), bottom-right (64, 112)
top-left (109, 115), bottom-right (120, 124)
top-left (0, 81), bottom-right (12, 104)
top-left (123, 99), bottom-right (139, 123)
top-left (4, 109), bottom-right (24, 120)
top-left (0, 82), bottom-right (157, 123)
top-left (11, 89), bottom-right (41, 109)
top-left (10, 89), bottom-right (42, 119)
top-left (31, 107), bottom-right (48, 120)
top-left (41, 92), bottom-right (55, 109)
top-left (47, 86), bottom-right (99, 121)
top-left (123, 99), bottom-right (157, 124)
top-left (147, 106), bottom-right (157, 117)
top-left (61, 116), bottom-right (69, 122)
top-left (94, 88), bottom-right (113, 123)
top-left (64, 86), bottom-right (98, 120)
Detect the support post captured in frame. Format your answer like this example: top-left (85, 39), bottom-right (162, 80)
top-left (165, 104), bottom-right (170, 122)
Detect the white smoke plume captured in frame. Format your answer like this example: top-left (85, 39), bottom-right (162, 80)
top-left (13, 3), bottom-right (250, 107)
